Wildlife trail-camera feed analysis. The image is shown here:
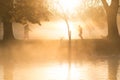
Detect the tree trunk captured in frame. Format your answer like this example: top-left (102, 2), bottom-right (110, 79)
top-left (3, 14), bottom-right (15, 41)
top-left (107, 11), bottom-right (119, 39)
top-left (101, 0), bottom-right (119, 39)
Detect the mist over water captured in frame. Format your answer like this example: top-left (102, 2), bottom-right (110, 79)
top-left (0, 12), bottom-right (119, 80)
top-left (0, 40), bottom-right (119, 80)
top-left (0, 0), bottom-right (120, 80)
top-left (0, 16), bottom-right (119, 80)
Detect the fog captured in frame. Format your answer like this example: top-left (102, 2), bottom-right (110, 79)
top-left (0, 39), bottom-right (98, 64)
top-left (0, 11), bottom-right (120, 80)
top-left (0, 39), bottom-right (109, 80)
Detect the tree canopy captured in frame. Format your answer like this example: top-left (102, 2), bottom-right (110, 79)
top-left (0, 0), bottom-right (50, 24)
top-left (13, 0), bottom-right (50, 24)
top-left (0, 0), bottom-right (50, 40)
top-left (80, 0), bottom-right (120, 39)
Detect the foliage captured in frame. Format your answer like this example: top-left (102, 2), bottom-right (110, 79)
top-left (83, 6), bottom-right (106, 23)
top-left (14, 0), bottom-right (50, 24)
top-left (0, 0), bottom-right (50, 24)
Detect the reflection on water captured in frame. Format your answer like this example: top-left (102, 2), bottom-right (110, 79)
top-left (0, 61), bottom-right (108, 80)
top-left (0, 66), bottom-right (3, 80)
top-left (0, 40), bottom-right (120, 80)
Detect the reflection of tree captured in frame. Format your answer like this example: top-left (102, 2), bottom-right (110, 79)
top-left (86, 1), bottom-right (120, 80)
top-left (57, 2), bottom-right (72, 80)
top-left (63, 14), bottom-right (71, 80)
top-left (48, 1), bottom-right (72, 80)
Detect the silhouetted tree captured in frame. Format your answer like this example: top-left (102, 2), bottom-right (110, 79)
top-left (0, 0), bottom-right (49, 40)
top-left (79, 0), bottom-right (119, 39)
top-left (0, 0), bottom-right (14, 40)
top-left (0, 1), bottom-right (50, 80)
top-left (101, 0), bottom-right (119, 39)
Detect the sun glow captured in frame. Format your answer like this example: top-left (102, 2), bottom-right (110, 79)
top-left (51, 0), bottom-right (82, 15)
top-left (59, 0), bottom-right (81, 12)
top-left (106, 0), bottom-right (111, 5)
top-left (57, 21), bottom-right (79, 39)
top-left (30, 21), bottom-right (79, 40)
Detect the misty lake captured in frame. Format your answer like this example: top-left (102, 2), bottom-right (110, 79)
top-left (0, 39), bottom-right (120, 80)
top-left (0, 0), bottom-right (120, 79)
top-left (0, 60), bottom-right (120, 80)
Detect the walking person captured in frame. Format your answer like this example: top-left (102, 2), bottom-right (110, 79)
top-left (78, 25), bottom-right (83, 39)
top-left (24, 24), bottom-right (31, 40)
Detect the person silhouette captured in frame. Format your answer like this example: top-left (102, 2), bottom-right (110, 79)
top-left (78, 25), bottom-right (83, 39)
top-left (24, 24), bottom-right (31, 40)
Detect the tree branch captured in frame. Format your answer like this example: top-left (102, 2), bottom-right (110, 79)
top-left (111, 0), bottom-right (119, 6)
top-left (101, 0), bottom-right (109, 11)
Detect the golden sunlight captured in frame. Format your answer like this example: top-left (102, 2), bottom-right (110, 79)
top-left (43, 63), bottom-right (87, 80)
top-left (52, 0), bottom-right (82, 14)
top-left (106, 0), bottom-right (111, 5)
top-left (30, 21), bottom-right (79, 40)
top-left (58, 21), bottom-right (79, 39)
top-left (14, 63), bottom-right (108, 80)
top-left (59, 0), bottom-right (81, 12)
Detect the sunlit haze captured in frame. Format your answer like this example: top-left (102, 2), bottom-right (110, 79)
top-left (29, 21), bottom-right (80, 40)
top-left (106, 0), bottom-right (111, 5)
top-left (11, 0), bottom-right (110, 40)
top-left (48, 0), bottom-right (82, 16)
top-left (58, 0), bottom-right (81, 13)
top-left (0, 0), bottom-right (120, 80)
